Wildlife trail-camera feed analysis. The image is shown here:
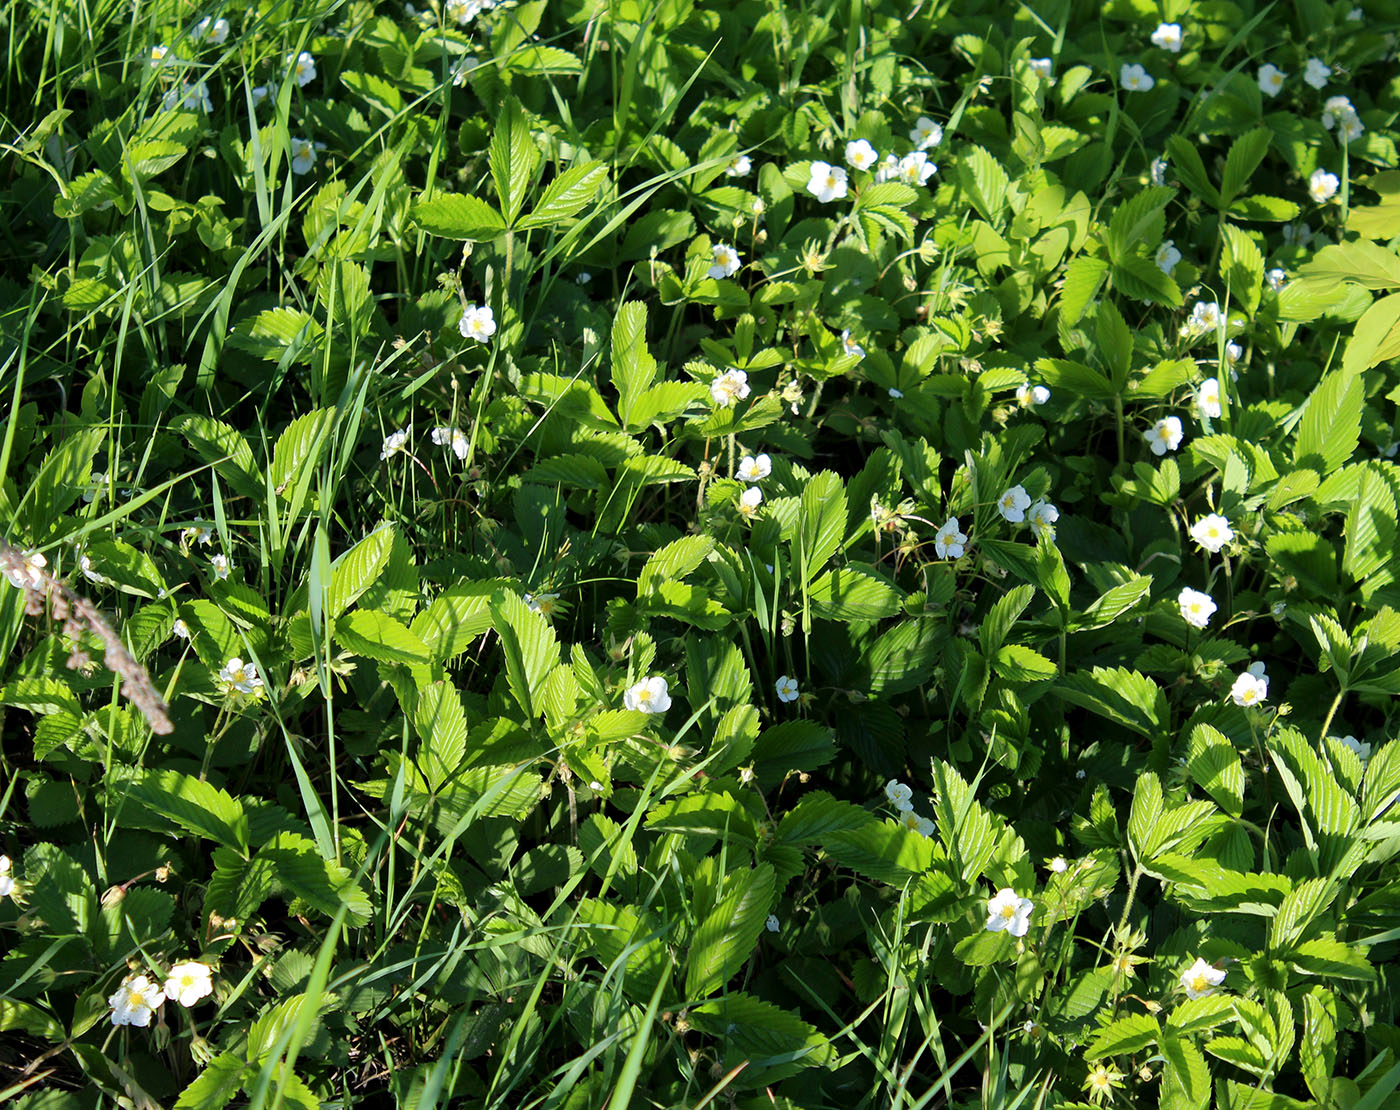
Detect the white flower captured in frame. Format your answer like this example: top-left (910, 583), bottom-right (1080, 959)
top-left (163, 962), bottom-right (214, 1008)
top-left (997, 485), bottom-right (1032, 523)
top-left (162, 81), bottom-right (212, 112)
top-left (845, 139), bottom-right (879, 171)
top-left (1049, 856), bottom-right (1068, 874)
top-left (872, 153), bottom-right (900, 183)
top-left (1180, 957), bottom-right (1226, 999)
top-left (910, 116), bottom-right (944, 150)
top-left (290, 137), bottom-right (316, 175)
top-left (710, 368), bottom-right (750, 407)
top-left (985, 888), bottom-right (1034, 937)
top-left (841, 330), bottom-right (865, 359)
top-left (1348, 6), bottom-right (1364, 19)
top-left (217, 656), bottom-right (264, 697)
top-left (525, 592), bottom-right (559, 616)
top-left (708, 242), bottom-right (741, 280)
top-left (1224, 342), bottom-right (1242, 366)
top-left (899, 810), bottom-right (936, 837)
top-left (1303, 57), bottom-right (1331, 90)
top-left (3, 549), bottom-right (46, 590)
top-left (765, 914), bottom-right (780, 932)
top-left (149, 44), bottom-right (172, 67)
top-left (193, 17), bottom-right (230, 43)
top-left (884, 779), bottom-right (914, 811)
top-left (1335, 734), bottom-right (1371, 761)
top-left (431, 426), bottom-right (470, 460)
top-left (1321, 95), bottom-right (1356, 129)
top-left (888, 387), bottom-right (903, 399)
top-left (1028, 499), bottom-right (1059, 541)
top-left (84, 472), bottom-right (106, 503)
top-left (725, 153), bottom-right (751, 177)
top-left (1190, 513), bottom-right (1234, 553)
top-left (172, 619), bottom-right (190, 640)
top-left (750, 196), bottom-right (766, 216)
top-left (1308, 169), bottom-right (1339, 203)
top-left (185, 523), bottom-right (214, 546)
top-left (1182, 300), bottom-right (1222, 339)
top-left (1146, 416), bottom-right (1184, 456)
top-left (1337, 113), bottom-right (1365, 143)
top-left (1150, 23), bottom-right (1183, 52)
top-left (737, 453), bottom-right (772, 482)
top-left (1016, 382), bottom-right (1050, 407)
top-left (737, 486), bottom-right (763, 517)
top-left (380, 429), bottom-right (409, 460)
top-left (1156, 239), bottom-right (1181, 274)
top-left (775, 675), bottom-right (799, 702)
top-left (1230, 662), bottom-right (1269, 707)
top-left (78, 553), bottom-right (103, 584)
top-left (251, 85), bottom-right (270, 106)
top-left (0, 855), bottom-right (14, 898)
top-left (1178, 587), bottom-right (1217, 629)
top-left (289, 50), bottom-right (317, 87)
top-left (109, 974), bottom-right (165, 1027)
top-left (1257, 63), bottom-right (1286, 97)
top-left (1196, 378), bottom-right (1222, 419)
top-left (459, 304), bottom-right (497, 342)
top-left (935, 516), bottom-right (967, 559)
top-left (806, 161), bottom-right (849, 203)
top-left (1150, 157), bottom-right (1168, 185)
top-left (1266, 268), bottom-right (1287, 292)
top-left (451, 56), bottom-right (480, 86)
top-left (898, 151), bottom-right (936, 187)
top-left (624, 676), bottom-right (671, 714)
top-left (1028, 58), bottom-right (1053, 82)
top-left (1120, 63), bottom-right (1155, 91)
top-left (209, 554), bottom-right (231, 580)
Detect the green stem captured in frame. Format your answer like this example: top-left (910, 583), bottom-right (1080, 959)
top-left (1116, 862), bottom-right (1144, 937)
top-left (1319, 688), bottom-right (1345, 741)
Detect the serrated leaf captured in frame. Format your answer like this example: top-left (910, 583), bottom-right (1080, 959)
top-left (128, 769), bottom-right (250, 851)
top-left (262, 832), bottom-right (372, 924)
top-left (336, 609), bottom-right (432, 666)
top-left (1086, 1012), bottom-right (1160, 1059)
top-left (1054, 667), bottom-right (1165, 738)
top-left (326, 526), bottom-right (394, 619)
top-left (1188, 724), bottom-right (1244, 817)
top-left (173, 1051), bottom-right (247, 1110)
top-left (414, 681), bottom-right (467, 791)
top-left (412, 192), bottom-right (505, 240)
top-left (517, 160), bottom-right (607, 229)
top-left (795, 472), bottom-right (847, 587)
top-left (638, 534), bottom-right (713, 594)
top-left (1219, 128), bottom-right (1272, 206)
top-left (776, 792), bottom-right (872, 844)
top-left (490, 95), bottom-right (538, 225)
top-left (822, 821), bottom-right (935, 885)
top-left (806, 565), bottom-right (902, 621)
top-left (685, 864), bottom-right (774, 998)
top-left (489, 589), bottom-right (560, 719)
top-left (269, 408), bottom-right (335, 497)
top-left (1059, 255), bottom-right (1109, 324)
top-left (23, 843), bottom-right (97, 940)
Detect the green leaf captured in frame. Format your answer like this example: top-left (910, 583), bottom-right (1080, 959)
top-left (1160, 1034), bottom-right (1211, 1110)
top-left (1054, 667), bottom-right (1166, 738)
top-left (821, 821), bottom-right (936, 885)
top-left (751, 720), bottom-right (836, 786)
top-left (690, 992), bottom-right (835, 1078)
top-left (336, 609), bottom-right (432, 667)
top-left (340, 71), bottom-right (402, 115)
top-left (1059, 255), bottom-right (1109, 324)
top-left (173, 414), bottom-right (262, 501)
top-left (957, 145), bottom-right (1010, 224)
top-left (411, 192), bottom-right (506, 240)
top-left (1219, 127), bottom-right (1272, 206)
top-left (639, 535), bottom-right (713, 594)
top-left (414, 681), bottom-right (468, 791)
top-left (128, 769), bottom-right (250, 851)
top-left (1075, 575), bottom-right (1153, 630)
top-left (22, 426), bottom-right (104, 538)
top-left (0, 999), bottom-right (65, 1041)
top-left (993, 644), bottom-right (1058, 683)
top-left (1299, 240), bottom-right (1400, 290)
top-left (269, 408), bottom-right (335, 498)
top-left (173, 1052), bottom-right (247, 1110)
top-left (806, 565), bottom-right (902, 621)
top-left (685, 864), bottom-right (774, 998)
top-left (1033, 357), bottom-right (1116, 400)
top-left (1221, 224), bottom-right (1264, 316)
top-left (1295, 371), bottom-right (1362, 475)
top-left (796, 472), bottom-right (847, 586)
top-left (1105, 186), bottom-right (1175, 261)
top-left (326, 526), bottom-right (394, 619)
top-left (1269, 877), bottom-right (1338, 950)
top-left (23, 843), bottom-right (97, 940)
top-left (489, 589), bottom-right (560, 718)
top-left (1343, 463), bottom-right (1398, 585)
top-left (979, 585), bottom-right (1035, 656)
top-left (1229, 194), bottom-right (1300, 222)
top-left (775, 792), bottom-right (872, 844)
top-left (1188, 724), bottom-right (1244, 817)
top-left (1086, 1012), bottom-right (1160, 1058)
top-left (647, 790), bottom-right (759, 847)
top-left (262, 832), bottom-right (372, 924)
top-left (1127, 772), bottom-right (1164, 862)
top-left (1095, 299), bottom-right (1133, 384)
top-left (611, 301), bottom-right (659, 428)
top-left (1164, 136), bottom-right (1220, 205)
top-left (1342, 291), bottom-right (1400, 376)
top-left (576, 898), bottom-right (670, 1002)
top-left (490, 95), bottom-right (538, 225)
top-left (517, 160), bottom-right (607, 229)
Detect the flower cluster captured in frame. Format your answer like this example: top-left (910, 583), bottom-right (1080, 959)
top-left (109, 962), bottom-right (214, 1027)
